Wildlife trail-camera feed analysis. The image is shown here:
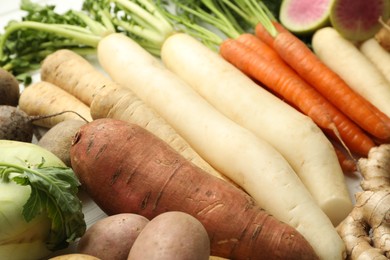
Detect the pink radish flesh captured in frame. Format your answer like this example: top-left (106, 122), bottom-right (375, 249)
top-left (286, 0), bottom-right (332, 24)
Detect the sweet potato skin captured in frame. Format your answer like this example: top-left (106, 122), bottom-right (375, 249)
top-left (70, 118), bottom-right (319, 260)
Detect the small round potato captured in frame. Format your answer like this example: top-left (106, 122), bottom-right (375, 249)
top-left (128, 211), bottom-right (210, 260)
top-left (38, 119), bottom-right (86, 166)
top-left (77, 213), bottom-right (149, 260)
top-left (49, 253), bottom-right (101, 260)
top-left (0, 68), bottom-right (19, 106)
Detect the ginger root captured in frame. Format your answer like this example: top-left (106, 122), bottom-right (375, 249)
top-left (337, 144), bottom-right (390, 260)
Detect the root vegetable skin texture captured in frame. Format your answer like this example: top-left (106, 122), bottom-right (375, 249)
top-left (77, 213), bottom-right (150, 260)
top-left (18, 81), bottom-right (92, 128)
top-left (97, 33), bottom-right (345, 260)
top-left (0, 105), bottom-right (33, 142)
top-left (312, 27), bottom-right (390, 119)
top-left (70, 118), bottom-right (319, 260)
top-left (360, 38), bottom-right (390, 85)
top-left (40, 50), bottom-right (108, 107)
top-left (41, 49), bottom-right (225, 182)
top-left (161, 33), bottom-right (353, 226)
top-left (128, 211), bottom-right (210, 260)
top-left (337, 144), bottom-right (390, 259)
top-left (90, 86), bottom-right (227, 182)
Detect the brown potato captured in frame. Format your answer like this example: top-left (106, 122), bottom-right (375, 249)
top-left (77, 213), bottom-right (149, 260)
top-left (38, 119), bottom-right (86, 166)
top-left (49, 253), bottom-right (100, 260)
top-left (0, 68), bottom-right (19, 106)
top-left (128, 211), bottom-right (210, 260)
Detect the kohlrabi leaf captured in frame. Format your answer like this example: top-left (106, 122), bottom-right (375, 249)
top-left (0, 160), bottom-right (86, 251)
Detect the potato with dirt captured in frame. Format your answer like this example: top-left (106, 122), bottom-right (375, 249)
top-left (0, 68), bottom-right (19, 106)
top-left (77, 213), bottom-right (149, 260)
top-left (128, 211), bottom-right (210, 260)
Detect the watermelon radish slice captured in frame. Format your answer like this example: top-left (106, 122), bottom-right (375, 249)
top-left (330, 0), bottom-right (390, 42)
top-left (279, 0), bottom-right (335, 34)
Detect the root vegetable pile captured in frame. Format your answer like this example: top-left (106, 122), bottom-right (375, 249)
top-left (39, 49), bottom-right (227, 182)
top-left (5, 0), bottom-right (390, 259)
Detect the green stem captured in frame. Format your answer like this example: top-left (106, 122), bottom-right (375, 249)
top-left (228, 0), bottom-right (278, 37)
top-left (113, 0), bottom-right (173, 36)
top-left (114, 19), bottom-right (167, 46)
top-left (0, 21), bottom-right (101, 58)
top-left (0, 162), bottom-right (52, 187)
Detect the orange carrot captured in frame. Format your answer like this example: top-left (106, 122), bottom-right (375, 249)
top-left (335, 148), bottom-right (357, 173)
top-left (255, 22), bottom-right (390, 141)
top-left (329, 139), bottom-right (358, 173)
top-left (254, 21), bottom-right (288, 47)
top-left (220, 37), bottom-right (375, 157)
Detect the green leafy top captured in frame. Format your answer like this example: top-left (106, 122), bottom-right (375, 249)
top-left (0, 0), bottom-right (114, 83)
top-left (82, 0), bottom-right (175, 56)
top-left (0, 159), bottom-right (86, 251)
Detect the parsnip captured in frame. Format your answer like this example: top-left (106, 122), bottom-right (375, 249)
top-left (41, 51), bottom-right (109, 106)
top-left (312, 27), bottom-right (390, 117)
top-left (161, 33), bottom-right (353, 226)
top-left (18, 81), bottom-right (92, 128)
top-left (97, 33), bottom-right (346, 260)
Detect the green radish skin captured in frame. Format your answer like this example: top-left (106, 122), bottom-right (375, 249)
top-left (70, 118), bottom-right (319, 260)
top-left (160, 33), bottom-right (353, 228)
top-left (330, 0), bottom-right (390, 42)
top-left (280, 0), bottom-right (334, 34)
top-left (312, 27), bottom-right (390, 118)
top-left (360, 38), bottom-right (390, 85)
top-left (97, 33), bottom-right (346, 260)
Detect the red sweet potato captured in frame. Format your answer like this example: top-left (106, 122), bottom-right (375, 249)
top-left (70, 118), bottom-right (319, 260)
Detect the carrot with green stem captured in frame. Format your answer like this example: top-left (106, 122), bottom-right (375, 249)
top-left (229, 0), bottom-right (390, 141)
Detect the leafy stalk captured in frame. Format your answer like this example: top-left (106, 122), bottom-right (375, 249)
top-left (156, 0), bottom-right (243, 47)
top-left (0, 160), bottom-right (85, 251)
top-left (219, 0), bottom-right (278, 36)
top-left (0, 0), bottom-right (114, 81)
top-left (82, 0), bottom-right (175, 56)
